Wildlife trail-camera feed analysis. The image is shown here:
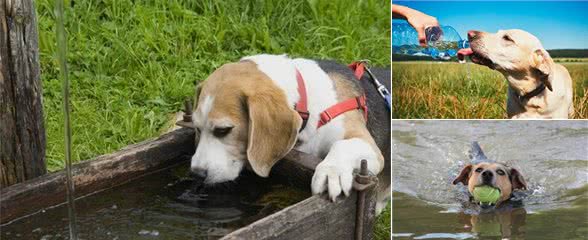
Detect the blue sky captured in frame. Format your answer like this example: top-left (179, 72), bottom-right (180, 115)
top-left (393, 1), bottom-right (588, 49)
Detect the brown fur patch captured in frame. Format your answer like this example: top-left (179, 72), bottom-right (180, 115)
top-left (330, 73), bottom-right (384, 171)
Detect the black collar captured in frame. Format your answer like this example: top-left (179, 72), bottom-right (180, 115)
top-left (518, 83), bottom-right (546, 102)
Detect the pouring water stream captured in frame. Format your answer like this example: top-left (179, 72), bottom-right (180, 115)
top-left (55, 0), bottom-right (78, 239)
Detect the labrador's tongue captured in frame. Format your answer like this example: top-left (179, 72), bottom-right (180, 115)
top-left (457, 48), bottom-right (473, 61)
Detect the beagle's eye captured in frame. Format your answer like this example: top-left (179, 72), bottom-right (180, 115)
top-left (496, 169), bottom-right (505, 175)
top-left (502, 34), bottom-right (514, 43)
top-left (475, 168), bottom-right (483, 173)
top-left (213, 126), bottom-right (233, 138)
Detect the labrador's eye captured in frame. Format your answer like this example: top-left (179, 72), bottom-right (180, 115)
top-left (496, 169), bottom-right (505, 175)
top-left (475, 168), bottom-right (483, 173)
top-left (213, 126), bottom-right (233, 138)
top-left (502, 34), bottom-right (514, 43)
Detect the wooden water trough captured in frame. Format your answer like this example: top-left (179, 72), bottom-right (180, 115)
top-left (0, 126), bottom-right (379, 239)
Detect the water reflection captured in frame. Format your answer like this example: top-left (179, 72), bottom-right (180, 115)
top-left (458, 208), bottom-right (526, 239)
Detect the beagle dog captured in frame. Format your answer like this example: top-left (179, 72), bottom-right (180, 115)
top-left (452, 142), bottom-right (527, 209)
top-left (190, 54), bottom-right (390, 212)
top-left (458, 29), bottom-right (574, 119)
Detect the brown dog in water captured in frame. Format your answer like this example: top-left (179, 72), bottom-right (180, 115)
top-left (452, 142), bottom-right (527, 208)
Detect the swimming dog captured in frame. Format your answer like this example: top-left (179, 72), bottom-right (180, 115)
top-left (453, 142), bottom-right (527, 209)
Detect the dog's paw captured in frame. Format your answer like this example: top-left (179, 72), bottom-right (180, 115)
top-left (311, 160), bottom-right (353, 202)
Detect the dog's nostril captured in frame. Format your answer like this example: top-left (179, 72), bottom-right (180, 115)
top-left (482, 171), bottom-right (493, 178)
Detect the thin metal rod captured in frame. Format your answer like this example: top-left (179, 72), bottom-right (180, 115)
top-left (355, 160), bottom-right (368, 240)
top-left (183, 99), bottom-right (193, 122)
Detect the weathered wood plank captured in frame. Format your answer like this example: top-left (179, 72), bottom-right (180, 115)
top-left (0, 128), bottom-right (195, 224)
top-left (221, 195), bottom-right (357, 240)
top-left (0, 0), bottom-right (46, 187)
top-left (221, 185), bottom-right (378, 240)
top-left (269, 150), bottom-right (320, 189)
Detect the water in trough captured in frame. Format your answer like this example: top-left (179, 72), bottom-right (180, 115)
top-left (0, 162), bottom-right (309, 239)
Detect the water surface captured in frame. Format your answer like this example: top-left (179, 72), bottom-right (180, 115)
top-left (1, 161), bottom-right (309, 239)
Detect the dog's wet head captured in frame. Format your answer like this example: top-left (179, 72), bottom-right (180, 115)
top-left (466, 30), bottom-right (550, 82)
top-left (453, 162), bottom-right (527, 206)
top-left (190, 61), bottom-right (301, 184)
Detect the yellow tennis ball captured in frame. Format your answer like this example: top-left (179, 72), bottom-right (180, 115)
top-left (473, 186), bottom-right (501, 205)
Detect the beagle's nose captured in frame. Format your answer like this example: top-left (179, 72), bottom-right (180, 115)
top-left (468, 30), bottom-right (480, 40)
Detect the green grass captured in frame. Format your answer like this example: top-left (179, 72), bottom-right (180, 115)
top-left (392, 62), bottom-right (588, 119)
top-left (374, 202), bottom-right (391, 240)
top-left (36, 0), bottom-right (389, 169)
top-left (35, 0), bottom-right (390, 237)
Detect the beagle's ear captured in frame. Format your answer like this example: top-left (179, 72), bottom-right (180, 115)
top-left (246, 92), bottom-right (301, 177)
top-left (452, 164), bottom-right (472, 185)
top-left (531, 48), bottom-right (553, 91)
top-left (510, 168), bottom-right (527, 190)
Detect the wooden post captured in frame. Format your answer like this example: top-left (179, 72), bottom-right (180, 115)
top-left (0, 0), bottom-right (46, 187)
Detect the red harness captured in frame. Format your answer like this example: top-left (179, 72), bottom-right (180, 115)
top-left (295, 63), bottom-right (368, 130)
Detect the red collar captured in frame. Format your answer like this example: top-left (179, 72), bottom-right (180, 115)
top-left (294, 69), bottom-right (310, 131)
top-left (295, 68), bottom-right (367, 131)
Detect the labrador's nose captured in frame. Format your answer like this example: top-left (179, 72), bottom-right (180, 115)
top-left (482, 170), bottom-right (493, 183)
top-left (468, 30), bottom-right (480, 40)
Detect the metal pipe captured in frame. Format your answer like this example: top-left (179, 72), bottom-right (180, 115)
top-left (355, 159), bottom-right (369, 240)
top-left (183, 99), bottom-right (193, 122)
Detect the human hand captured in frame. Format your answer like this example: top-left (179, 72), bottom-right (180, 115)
top-left (405, 10), bottom-right (439, 47)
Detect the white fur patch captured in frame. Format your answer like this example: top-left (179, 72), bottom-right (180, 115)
top-left (193, 95), bottom-right (214, 127)
top-left (191, 94), bottom-right (244, 183)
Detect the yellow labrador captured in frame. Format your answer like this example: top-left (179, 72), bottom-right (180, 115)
top-left (458, 29), bottom-right (574, 118)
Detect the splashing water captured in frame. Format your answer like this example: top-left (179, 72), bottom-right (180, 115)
top-left (55, 0), bottom-right (78, 238)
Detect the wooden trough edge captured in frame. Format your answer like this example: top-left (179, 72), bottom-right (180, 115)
top-left (222, 184), bottom-right (378, 240)
top-left (0, 127), bottom-right (327, 225)
top-left (0, 127), bottom-right (195, 224)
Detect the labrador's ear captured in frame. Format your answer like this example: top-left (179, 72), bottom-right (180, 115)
top-left (452, 164), bottom-right (472, 185)
top-left (510, 168), bottom-right (527, 190)
top-left (246, 91), bottom-right (301, 177)
top-left (531, 49), bottom-right (553, 91)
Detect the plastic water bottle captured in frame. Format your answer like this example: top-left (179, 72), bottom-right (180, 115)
top-left (392, 22), bottom-right (469, 60)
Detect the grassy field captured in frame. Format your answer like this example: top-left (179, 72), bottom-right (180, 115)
top-left (36, 0), bottom-right (390, 238)
top-left (392, 61), bottom-right (588, 119)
